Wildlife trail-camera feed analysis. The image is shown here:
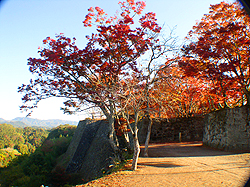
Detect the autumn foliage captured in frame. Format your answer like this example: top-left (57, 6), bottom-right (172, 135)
top-left (18, 0), bottom-right (163, 171)
top-left (17, 0), bottom-right (250, 133)
top-left (17, 0), bottom-right (250, 173)
top-left (18, 0), bottom-right (161, 120)
top-left (179, 1), bottom-right (250, 108)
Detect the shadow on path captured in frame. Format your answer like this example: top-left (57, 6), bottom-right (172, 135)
top-left (138, 161), bottom-right (184, 168)
top-left (140, 141), bottom-right (241, 157)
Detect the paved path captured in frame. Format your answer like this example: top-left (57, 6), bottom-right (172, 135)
top-left (81, 142), bottom-right (250, 187)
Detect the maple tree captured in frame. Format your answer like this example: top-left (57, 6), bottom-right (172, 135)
top-left (141, 35), bottom-right (177, 156)
top-left (179, 2), bottom-right (250, 107)
top-left (106, 73), bottom-right (146, 170)
top-left (119, 75), bottom-right (146, 170)
top-left (18, 0), bottom-right (162, 170)
top-left (115, 34), bottom-right (177, 157)
top-left (155, 63), bottom-right (213, 118)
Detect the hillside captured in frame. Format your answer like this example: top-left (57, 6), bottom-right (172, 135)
top-left (0, 124), bottom-right (77, 186)
top-left (0, 117), bottom-right (78, 128)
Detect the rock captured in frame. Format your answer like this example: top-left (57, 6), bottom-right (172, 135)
top-left (64, 119), bottom-right (118, 182)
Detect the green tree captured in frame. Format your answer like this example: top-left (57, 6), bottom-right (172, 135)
top-left (16, 144), bottom-right (29, 155)
top-left (0, 124), bottom-right (76, 186)
top-left (47, 124), bottom-right (76, 140)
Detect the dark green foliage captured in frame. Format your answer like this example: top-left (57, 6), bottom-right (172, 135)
top-left (0, 124), bottom-right (76, 187)
top-left (48, 166), bottom-right (81, 187)
top-left (47, 124), bottom-right (76, 140)
top-left (22, 126), bottom-right (49, 148)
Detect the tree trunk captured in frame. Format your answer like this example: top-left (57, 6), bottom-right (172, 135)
top-left (144, 116), bottom-right (152, 157)
top-left (131, 113), bottom-right (140, 171)
top-left (131, 129), bottom-right (140, 170)
top-left (123, 131), bottom-right (131, 150)
top-left (107, 116), bottom-right (119, 152)
top-left (244, 88), bottom-right (250, 106)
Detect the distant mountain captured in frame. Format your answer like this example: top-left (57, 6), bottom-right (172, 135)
top-left (0, 117), bottom-right (78, 128)
top-left (0, 119), bottom-right (28, 128)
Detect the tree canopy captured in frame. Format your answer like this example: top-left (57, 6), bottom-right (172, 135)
top-left (179, 2), bottom-right (250, 108)
top-left (17, 0), bottom-right (250, 172)
top-left (18, 0), bottom-right (161, 120)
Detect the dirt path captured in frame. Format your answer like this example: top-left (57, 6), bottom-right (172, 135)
top-left (79, 142), bottom-right (250, 187)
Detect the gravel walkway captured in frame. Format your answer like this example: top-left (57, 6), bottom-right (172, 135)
top-left (79, 142), bottom-right (250, 187)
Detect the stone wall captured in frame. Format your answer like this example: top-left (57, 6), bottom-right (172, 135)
top-left (62, 119), bottom-right (118, 182)
top-left (138, 116), bottom-right (204, 144)
top-left (203, 106), bottom-right (250, 151)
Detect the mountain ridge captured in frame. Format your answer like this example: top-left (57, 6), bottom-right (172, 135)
top-left (0, 117), bottom-right (78, 128)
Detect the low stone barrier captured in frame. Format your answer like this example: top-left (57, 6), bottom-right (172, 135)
top-left (137, 117), bottom-right (204, 144)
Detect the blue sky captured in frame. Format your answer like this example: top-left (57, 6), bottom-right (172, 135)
top-left (0, 0), bottom-right (234, 121)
